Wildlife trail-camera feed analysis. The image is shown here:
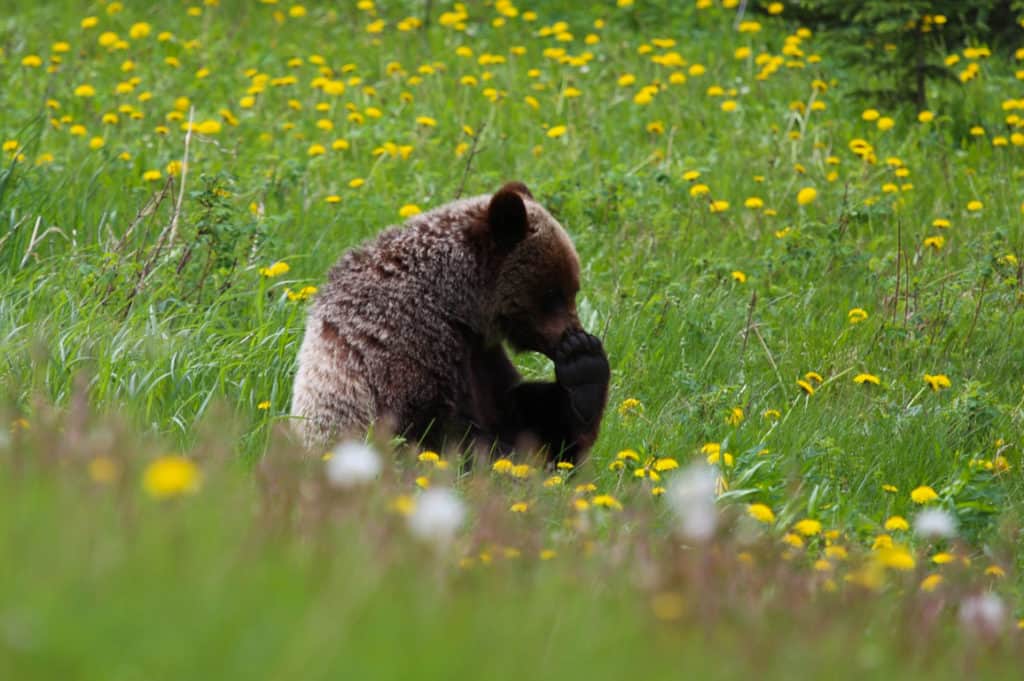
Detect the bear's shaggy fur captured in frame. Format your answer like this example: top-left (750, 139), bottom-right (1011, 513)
top-left (291, 182), bottom-right (609, 462)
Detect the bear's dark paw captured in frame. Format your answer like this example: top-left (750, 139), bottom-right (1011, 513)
top-left (554, 330), bottom-right (610, 389)
top-left (554, 330), bottom-right (609, 428)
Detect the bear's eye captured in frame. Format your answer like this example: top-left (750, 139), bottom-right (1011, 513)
top-left (540, 288), bottom-right (564, 314)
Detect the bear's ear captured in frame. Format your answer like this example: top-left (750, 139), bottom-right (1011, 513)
top-left (487, 182), bottom-right (531, 250)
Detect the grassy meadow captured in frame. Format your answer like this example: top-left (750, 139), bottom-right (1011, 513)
top-left (3, 0), bottom-right (1024, 678)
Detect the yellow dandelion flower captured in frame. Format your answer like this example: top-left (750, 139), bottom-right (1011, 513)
top-left (923, 235), bottom-right (946, 250)
top-left (744, 197), bottom-right (764, 209)
top-left (985, 564), bottom-right (1006, 578)
top-left (794, 519), bottom-right (822, 536)
top-left (349, 178), bottom-right (365, 189)
top-left (510, 464), bottom-right (533, 478)
top-left (731, 271), bottom-right (747, 283)
top-left (920, 574), bottom-right (943, 592)
top-left (918, 111), bottom-right (935, 123)
top-left (417, 451), bottom-right (440, 463)
top-left (825, 545), bottom-right (848, 560)
top-left (689, 183), bottom-right (710, 197)
top-left (399, 204), bottom-right (421, 218)
top-left (876, 546), bottom-right (915, 571)
top-left (543, 475), bottom-right (563, 488)
top-left (510, 502), bottom-right (529, 513)
top-left (142, 169), bottom-right (162, 182)
top-left (74, 84), bottom-right (96, 97)
top-left (797, 379), bottom-right (815, 395)
top-left (966, 200), bottom-right (983, 212)
top-left (853, 373), bottom-right (880, 385)
top-left (654, 458), bottom-right (678, 472)
top-left (415, 476), bottom-right (430, 489)
top-left (616, 449), bottom-right (640, 462)
top-left (923, 374), bottom-right (951, 391)
top-left (142, 455), bottom-right (201, 499)
top-left (592, 494), bottom-right (623, 510)
top-left (709, 200), bottom-right (729, 213)
top-left (747, 503), bottom-right (775, 524)
top-left (546, 125), bottom-right (567, 138)
top-left (726, 407), bottom-right (744, 425)
top-left (492, 458), bottom-right (513, 474)
top-left (257, 400), bottom-right (271, 410)
top-left (307, 143), bottom-right (326, 157)
top-left (796, 186), bottom-right (817, 206)
top-left (415, 115), bottom-right (437, 127)
top-left (884, 516), bottom-right (909, 531)
top-left (259, 261), bottom-right (290, 278)
top-left (910, 485), bottom-right (938, 504)
top-left (847, 307), bottom-right (868, 324)
top-left (782, 533), bottom-right (804, 549)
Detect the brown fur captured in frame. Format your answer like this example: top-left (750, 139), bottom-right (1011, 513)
top-left (291, 182), bottom-right (585, 450)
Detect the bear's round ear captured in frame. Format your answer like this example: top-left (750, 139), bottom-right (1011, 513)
top-left (487, 182), bottom-right (531, 250)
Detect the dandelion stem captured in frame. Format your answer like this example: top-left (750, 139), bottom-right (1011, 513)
top-left (168, 106), bottom-right (194, 247)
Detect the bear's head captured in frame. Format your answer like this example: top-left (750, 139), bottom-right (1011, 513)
top-left (481, 181), bottom-right (583, 358)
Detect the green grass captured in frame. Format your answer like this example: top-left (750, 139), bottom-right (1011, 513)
top-left (2, 1), bottom-right (1024, 677)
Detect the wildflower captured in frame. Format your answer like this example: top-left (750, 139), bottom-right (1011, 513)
top-left (543, 475), bottom-right (563, 488)
top-left (259, 261), bottom-right (290, 278)
top-left (325, 441), bottom-right (381, 488)
top-left (546, 125), bottom-right (567, 138)
top-left (862, 109), bottom-right (880, 121)
top-left (932, 218), bottom-right (951, 229)
top-left (884, 516), bottom-right (909, 531)
top-left (959, 593), bottom-right (1007, 638)
top-left (617, 398), bottom-right (643, 416)
top-left (877, 117), bottom-right (894, 131)
top-left (257, 401), bottom-right (271, 410)
top-left (872, 534), bottom-right (893, 550)
top-left (592, 494), bottom-right (623, 510)
top-left (415, 116), bottom-right (437, 127)
top-left (985, 565), bottom-right (1006, 578)
top-left (782, 533), bottom-right (804, 549)
top-left (910, 485), bottom-right (939, 504)
top-left (744, 197), bottom-right (764, 209)
top-left (654, 458), bottom-right (678, 472)
top-left (415, 476), bottom-right (430, 489)
top-left (918, 111), bottom-right (935, 123)
top-left (142, 170), bottom-right (162, 182)
top-left (325, 195), bottom-right (341, 204)
top-left (666, 464), bottom-right (718, 542)
top-left (731, 271), bottom-right (747, 283)
top-left (417, 451), bottom-right (440, 464)
top-left (143, 455), bottom-right (202, 499)
top-left (924, 374), bottom-right (951, 391)
top-left (796, 187), bottom-right (817, 206)
top-left (307, 144), bottom-right (326, 157)
top-left (726, 407), bottom-right (744, 425)
top-left (876, 546), bottom-right (916, 571)
top-left (690, 184), bottom-right (710, 197)
top-left (74, 84), bottom-right (96, 97)
top-left (539, 549), bottom-right (556, 560)
top-left (825, 546), bottom-right (848, 560)
top-left (853, 373), bottom-right (880, 385)
top-left (932, 552), bottom-right (955, 565)
top-left (510, 502), bottom-right (529, 513)
top-left (920, 574), bottom-right (944, 592)
top-left (747, 503), bottom-right (775, 524)
top-left (399, 204), bottom-right (421, 218)
top-left (912, 508), bottom-right (957, 540)
top-left (966, 200), bottom-right (983, 212)
top-left (510, 464), bottom-right (533, 478)
top-left (794, 519), bottom-right (822, 536)
top-left (797, 379), bottom-right (815, 395)
top-left (407, 488), bottom-right (466, 547)
top-left (923, 235), bottom-right (946, 250)
top-left (492, 458), bottom-right (513, 474)
top-left (616, 449), bottom-right (640, 462)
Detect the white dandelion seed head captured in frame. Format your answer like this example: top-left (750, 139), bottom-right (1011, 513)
top-left (959, 592), bottom-right (1007, 638)
top-left (913, 508), bottom-right (957, 540)
top-left (666, 464), bottom-right (718, 543)
top-left (325, 441), bottom-right (382, 489)
top-left (407, 488), bottom-right (466, 547)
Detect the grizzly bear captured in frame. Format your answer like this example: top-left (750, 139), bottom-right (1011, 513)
top-left (290, 181), bottom-right (609, 463)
